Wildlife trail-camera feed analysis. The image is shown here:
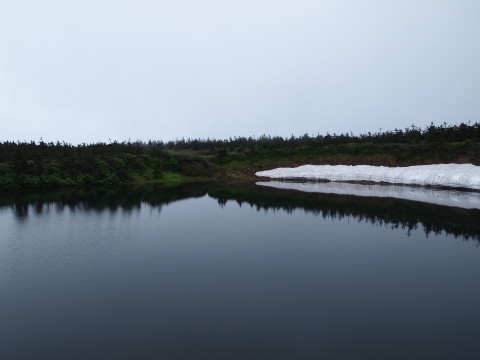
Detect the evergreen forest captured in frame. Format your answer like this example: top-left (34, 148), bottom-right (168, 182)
top-left (1, 122), bottom-right (479, 190)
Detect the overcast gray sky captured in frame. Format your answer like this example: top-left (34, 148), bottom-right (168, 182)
top-left (1, 0), bottom-right (479, 144)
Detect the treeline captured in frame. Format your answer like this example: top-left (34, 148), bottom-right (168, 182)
top-left (0, 122), bottom-right (479, 190)
top-left (0, 139), bottom-right (213, 190)
top-left (162, 122), bottom-right (480, 151)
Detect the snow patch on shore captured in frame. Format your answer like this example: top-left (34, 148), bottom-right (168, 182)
top-left (256, 164), bottom-right (480, 190)
top-left (256, 181), bottom-right (480, 209)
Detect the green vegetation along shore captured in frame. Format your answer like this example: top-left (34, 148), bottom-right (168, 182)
top-left (1, 122), bottom-right (479, 191)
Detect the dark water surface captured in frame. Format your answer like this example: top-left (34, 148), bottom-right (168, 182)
top-left (1, 183), bottom-right (480, 359)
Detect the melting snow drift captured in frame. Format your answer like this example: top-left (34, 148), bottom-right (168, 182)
top-left (256, 181), bottom-right (480, 209)
top-left (256, 164), bottom-right (480, 190)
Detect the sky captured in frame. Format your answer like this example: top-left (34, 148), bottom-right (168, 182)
top-left (1, 0), bottom-right (479, 144)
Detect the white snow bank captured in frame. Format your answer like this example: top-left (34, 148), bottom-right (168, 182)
top-left (256, 181), bottom-right (480, 209)
top-left (256, 164), bottom-right (480, 190)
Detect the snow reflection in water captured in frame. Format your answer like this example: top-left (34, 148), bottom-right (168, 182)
top-left (256, 181), bottom-right (480, 209)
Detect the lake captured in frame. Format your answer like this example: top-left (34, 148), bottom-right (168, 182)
top-left (1, 182), bottom-right (480, 359)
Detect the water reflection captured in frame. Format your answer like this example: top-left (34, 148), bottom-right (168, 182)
top-left (257, 181), bottom-right (480, 209)
top-left (1, 182), bottom-right (479, 241)
top-left (1, 182), bottom-right (480, 360)
top-left (0, 184), bottom-right (209, 220)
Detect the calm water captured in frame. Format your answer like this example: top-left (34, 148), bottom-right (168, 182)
top-left (1, 183), bottom-right (480, 359)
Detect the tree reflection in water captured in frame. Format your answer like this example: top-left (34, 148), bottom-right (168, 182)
top-left (1, 182), bottom-right (479, 241)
